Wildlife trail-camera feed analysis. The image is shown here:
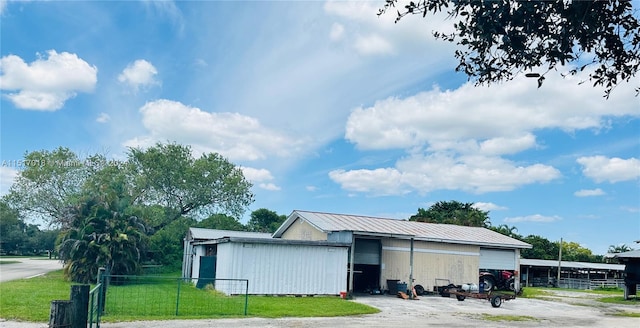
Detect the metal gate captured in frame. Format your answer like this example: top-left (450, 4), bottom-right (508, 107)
top-left (88, 282), bottom-right (103, 328)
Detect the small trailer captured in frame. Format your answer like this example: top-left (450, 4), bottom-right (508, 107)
top-left (442, 287), bottom-right (518, 308)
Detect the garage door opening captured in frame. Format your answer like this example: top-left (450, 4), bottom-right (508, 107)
top-left (351, 238), bottom-right (381, 293)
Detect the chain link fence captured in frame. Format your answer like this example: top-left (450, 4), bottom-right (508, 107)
top-left (101, 275), bottom-right (248, 319)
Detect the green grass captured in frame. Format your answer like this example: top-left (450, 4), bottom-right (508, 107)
top-left (0, 270), bottom-right (378, 322)
top-left (519, 287), bottom-right (555, 299)
top-left (481, 313), bottom-right (538, 322)
top-left (598, 296), bottom-right (640, 305)
top-left (0, 260), bottom-right (21, 265)
top-left (247, 296), bottom-right (378, 318)
top-left (0, 270), bottom-right (72, 321)
top-left (609, 311), bottom-right (640, 318)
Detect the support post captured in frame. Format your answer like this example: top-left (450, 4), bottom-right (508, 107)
top-left (70, 285), bottom-right (89, 328)
top-left (348, 236), bottom-right (356, 298)
top-left (49, 300), bottom-right (72, 328)
top-left (409, 237), bottom-right (414, 299)
top-left (557, 238), bottom-right (563, 287)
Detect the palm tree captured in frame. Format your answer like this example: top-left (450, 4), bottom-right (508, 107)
top-left (607, 244), bottom-right (633, 254)
top-left (58, 195), bottom-right (146, 283)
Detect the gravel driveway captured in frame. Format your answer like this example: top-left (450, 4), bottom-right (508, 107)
top-left (2, 290), bottom-right (638, 328)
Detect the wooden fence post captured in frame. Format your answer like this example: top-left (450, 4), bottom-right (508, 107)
top-left (49, 300), bottom-right (72, 328)
top-left (70, 285), bottom-right (89, 328)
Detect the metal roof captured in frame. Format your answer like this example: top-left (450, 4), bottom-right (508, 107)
top-left (193, 237), bottom-right (350, 247)
top-left (187, 227), bottom-right (271, 241)
top-left (610, 249), bottom-right (640, 259)
top-left (520, 258), bottom-right (625, 271)
top-left (274, 210), bottom-right (531, 249)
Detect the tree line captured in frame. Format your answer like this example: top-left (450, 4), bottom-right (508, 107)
top-left (409, 200), bottom-right (632, 262)
top-left (1, 143), bottom-right (284, 283)
top-left (2, 145), bottom-right (629, 283)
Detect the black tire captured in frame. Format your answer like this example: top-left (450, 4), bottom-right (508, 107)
top-left (490, 295), bottom-right (502, 308)
top-left (414, 285), bottom-right (425, 296)
top-left (456, 294), bottom-right (466, 301)
top-left (480, 276), bottom-right (496, 291)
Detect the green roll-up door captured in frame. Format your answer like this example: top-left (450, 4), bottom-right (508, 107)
top-left (196, 256), bottom-right (216, 289)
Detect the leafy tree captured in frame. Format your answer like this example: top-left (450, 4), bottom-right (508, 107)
top-left (0, 199), bottom-right (58, 255)
top-left (608, 244), bottom-right (633, 254)
top-left (196, 214), bottom-right (246, 231)
top-left (129, 143), bottom-right (254, 229)
top-left (379, 0), bottom-right (640, 98)
top-left (520, 234), bottom-right (559, 260)
top-left (247, 208), bottom-right (286, 233)
top-left (6, 147), bottom-right (88, 227)
top-left (57, 194), bottom-right (147, 283)
top-left (0, 199), bottom-right (25, 254)
top-left (409, 200), bottom-right (491, 227)
top-left (147, 217), bottom-right (195, 269)
top-left (561, 241), bottom-right (599, 262)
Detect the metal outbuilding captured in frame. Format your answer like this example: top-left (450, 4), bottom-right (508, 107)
top-left (611, 249), bottom-right (640, 299)
top-left (182, 228), bottom-right (350, 295)
top-left (273, 210), bottom-right (531, 295)
top-left (183, 211), bottom-right (531, 296)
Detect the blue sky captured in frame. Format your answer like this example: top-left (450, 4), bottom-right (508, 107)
top-left (1, 1), bottom-right (638, 255)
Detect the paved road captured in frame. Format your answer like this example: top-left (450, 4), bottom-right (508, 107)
top-left (0, 258), bottom-right (62, 282)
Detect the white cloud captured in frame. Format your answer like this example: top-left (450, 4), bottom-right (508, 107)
top-left (258, 183), bottom-right (281, 191)
top-left (0, 50), bottom-right (97, 110)
top-left (473, 202), bottom-right (508, 212)
top-left (241, 167), bottom-right (280, 191)
top-left (574, 188), bottom-right (606, 197)
top-left (329, 22), bottom-right (345, 41)
top-left (124, 99), bottom-right (307, 162)
top-left (620, 206), bottom-right (640, 213)
top-left (577, 156), bottom-right (640, 183)
top-left (345, 75), bottom-right (637, 152)
top-left (324, 0), bottom-right (453, 57)
top-left (0, 166), bottom-right (18, 195)
top-left (96, 112), bottom-right (111, 123)
top-left (330, 153), bottom-right (561, 195)
top-left (329, 168), bottom-right (409, 196)
top-left (332, 70), bottom-right (637, 196)
top-left (504, 214), bottom-right (562, 223)
top-left (306, 185), bottom-right (318, 192)
top-left (118, 59), bottom-right (159, 92)
top-left (354, 34), bottom-right (394, 55)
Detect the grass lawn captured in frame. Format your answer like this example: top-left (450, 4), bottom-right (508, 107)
top-left (0, 270), bottom-right (378, 322)
top-left (0, 260), bottom-right (21, 265)
top-left (520, 286), bottom-right (640, 307)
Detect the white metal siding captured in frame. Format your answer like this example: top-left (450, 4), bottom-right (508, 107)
top-left (480, 248), bottom-right (516, 270)
top-left (215, 242), bottom-right (348, 295)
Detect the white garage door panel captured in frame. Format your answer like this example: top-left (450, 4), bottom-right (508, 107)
top-left (480, 248), bottom-right (515, 270)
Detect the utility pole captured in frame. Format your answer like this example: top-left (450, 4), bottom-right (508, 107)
top-left (557, 238), bottom-right (562, 286)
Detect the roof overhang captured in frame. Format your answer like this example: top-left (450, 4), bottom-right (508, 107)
top-left (193, 237), bottom-right (350, 248)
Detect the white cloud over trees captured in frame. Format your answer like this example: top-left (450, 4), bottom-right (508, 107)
top-left (0, 50), bottom-right (97, 110)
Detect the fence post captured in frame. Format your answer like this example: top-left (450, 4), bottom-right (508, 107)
top-left (97, 267), bottom-right (106, 314)
top-left (175, 278), bottom-right (182, 316)
top-left (70, 285), bottom-right (89, 328)
top-left (49, 300), bottom-right (72, 328)
top-left (244, 280), bottom-right (248, 316)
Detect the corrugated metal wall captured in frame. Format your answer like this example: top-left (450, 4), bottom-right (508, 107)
top-left (380, 239), bottom-right (480, 291)
top-left (216, 242), bottom-right (348, 295)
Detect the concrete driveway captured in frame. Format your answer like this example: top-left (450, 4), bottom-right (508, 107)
top-left (1, 289), bottom-right (638, 328)
top-left (0, 258), bottom-right (62, 282)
